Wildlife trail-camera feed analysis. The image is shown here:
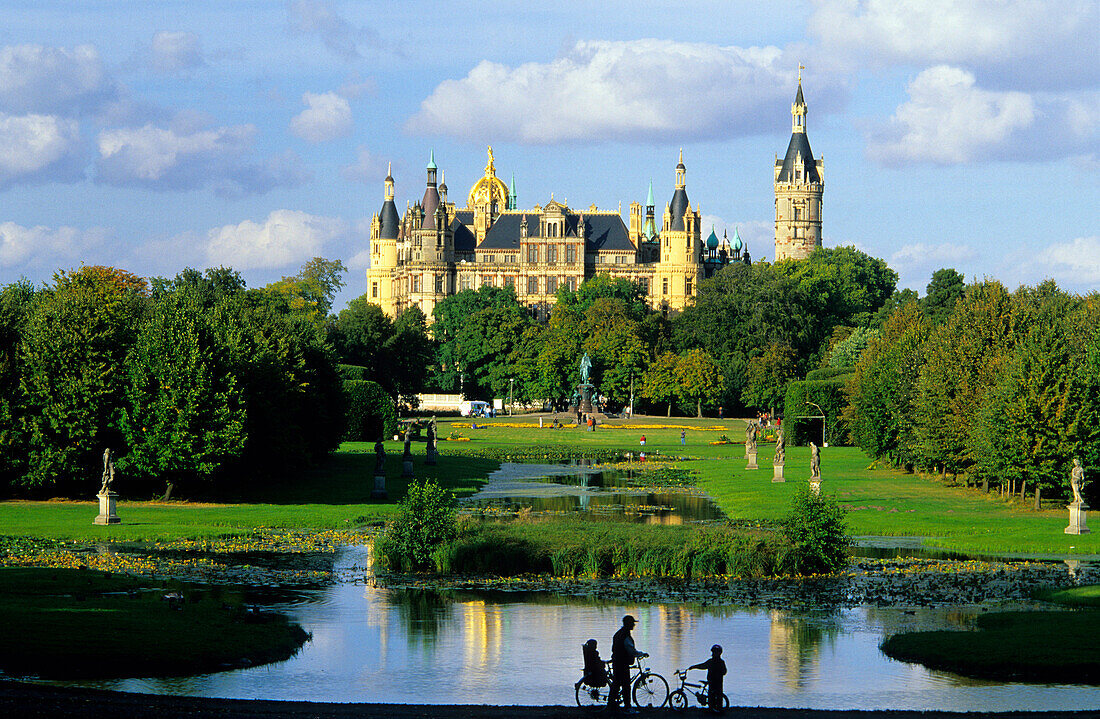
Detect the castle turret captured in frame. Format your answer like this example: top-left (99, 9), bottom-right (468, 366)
top-left (367, 164), bottom-right (401, 316)
top-left (656, 151), bottom-right (702, 312)
top-left (774, 70), bottom-right (824, 261)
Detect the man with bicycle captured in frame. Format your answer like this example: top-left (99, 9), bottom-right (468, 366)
top-left (609, 614), bottom-right (647, 714)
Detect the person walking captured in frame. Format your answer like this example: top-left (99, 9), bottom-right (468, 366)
top-left (688, 644), bottom-right (727, 714)
top-left (609, 615), bottom-right (647, 713)
top-left (680, 430), bottom-right (686, 446)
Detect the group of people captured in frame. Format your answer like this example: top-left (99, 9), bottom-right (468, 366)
top-left (579, 615), bottom-right (727, 714)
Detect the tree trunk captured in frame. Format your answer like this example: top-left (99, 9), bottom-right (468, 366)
top-left (1034, 487), bottom-right (1041, 511)
top-left (667, 402), bottom-right (672, 418)
top-left (1020, 480), bottom-right (1027, 499)
top-left (163, 481), bottom-right (175, 501)
top-left (982, 477), bottom-right (989, 493)
top-left (696, 399), bottom-right (702, 418)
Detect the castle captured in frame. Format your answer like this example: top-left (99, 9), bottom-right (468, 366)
top-left (366, 78), bottom-right (821, 319)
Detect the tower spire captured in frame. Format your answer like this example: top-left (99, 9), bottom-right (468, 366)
top-left (792, 66), bottom-right (807, 134)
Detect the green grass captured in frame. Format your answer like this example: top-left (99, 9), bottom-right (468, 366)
top-left (881, 586), bottom-right (1100, 683)
top-left (0, 566), bottom-right (309, 679)
top-left (1036, 584), bottom-right (1100, 607)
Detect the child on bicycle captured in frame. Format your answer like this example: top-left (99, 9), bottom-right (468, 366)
top-left (576, 638), bottom-right (607, 689)
top-left (688, 644), bottom-right (726, 714)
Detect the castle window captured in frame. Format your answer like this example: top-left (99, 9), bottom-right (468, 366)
top-left (460, 276), bottom-right (472, 291)
top-left (793, 207), bottom-right (801, 221)
top-left (546, 276), bottom-right (558, 295)
top-left (662, 278), bottom-right (669, 295)
top-left (505, 276), bottom-right (515, 288)
top-left (685, 277), bottom-right (693, 295)
top-left (567, 277), bottom-right (577, 292)
top-left (566, 246), bottom-right (576, 263)
top-left (435, 274), bottom-right (444, 293)
top-left (371, 281), bottom-right (378, 299)
top-left (615, 255), bottom-right (623, 264)
top-left (547, 246), bottom-right (557, 264)
top-left (527, 277), bottom-right (539, 295)
top-left (527, 245), bottom-right (539, 263)
top-left (639, 278), bottom-right (650, 296)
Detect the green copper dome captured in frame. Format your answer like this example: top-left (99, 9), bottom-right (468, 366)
top-left (706, 226), bottom-right (719, 249)
top-left (733, 227), bottom-right (743, 251)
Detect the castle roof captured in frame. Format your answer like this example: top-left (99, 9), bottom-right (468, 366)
top-left (378, 199), bottom-right (400, 239)
top-left (450, 217), bottom-right (476, 253)
top-left (474, 211), bottom-right (633, 253)
top-left (776, 131), bottom-right (820, 183)
top-left (669, 187), bottom-right (689, 231)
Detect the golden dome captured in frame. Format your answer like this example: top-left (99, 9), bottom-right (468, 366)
top-left (467, 145), bottom-right (510, 209)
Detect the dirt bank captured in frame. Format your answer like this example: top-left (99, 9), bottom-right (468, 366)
top-left (1, 681), bottom-right (1094, 719)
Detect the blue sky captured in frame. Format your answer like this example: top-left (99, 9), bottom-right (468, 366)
top-left (1, 0), bottom-right (1097, 311)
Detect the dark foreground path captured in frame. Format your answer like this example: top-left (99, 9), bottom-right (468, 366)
top-left (3, 682), bottom-right (1098, 719)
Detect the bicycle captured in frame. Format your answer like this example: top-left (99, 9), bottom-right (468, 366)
top-left (668, 668), bottom-right (729, 712)
top-left (575, 655), bottom-right (670, 708)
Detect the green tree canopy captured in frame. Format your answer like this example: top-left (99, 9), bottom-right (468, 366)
top-left (922, 268), bottom-right (966, 325)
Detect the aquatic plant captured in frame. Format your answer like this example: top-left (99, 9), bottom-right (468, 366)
top-left (375, 480), bottom-right (458, 572)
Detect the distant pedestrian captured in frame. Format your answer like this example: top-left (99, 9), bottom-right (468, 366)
top-left (639, 435), bottom-right (646, 446)
top-left (680, 430), bottom-right (686, 446)
top-left (718, 406), bottom-right (724, 419)
top-left (610, 615), bottom-right (647, 713)
top-left (688, 644), bottom-right (727, 714)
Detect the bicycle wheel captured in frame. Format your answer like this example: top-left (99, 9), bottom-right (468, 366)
top-left (720, 693), bottom-right (730, 710)
top-left (576, 680), bottom-right (607, 707)
top-left (668, 689), bottom-right (689, 711)
top-left (632, 671), bottom-right (669, 708)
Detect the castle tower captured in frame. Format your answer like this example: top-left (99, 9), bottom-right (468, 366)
top-left (467, 146), bottom-right (509, 243)
top-left (774, 70), bottom-right (824, 261)
top-left (656, 150), bottom-right (703, 312)
top-left (367, 164), bottom-right (402, 316)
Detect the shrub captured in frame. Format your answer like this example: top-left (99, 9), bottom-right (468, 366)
top-left (805, 366), bottom-right (853, 381)
top-left (376, 480), bottom-right (457, 572)
top-left (343, 380), bottom-right (396, 441)
top-left (783, 379), bottom-right (849, 446)
top-left (781, 488), bottom-right (849, 574)
top-left (337, 364), bottom-right (368, 381)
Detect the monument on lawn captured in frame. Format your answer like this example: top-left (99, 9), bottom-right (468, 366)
top-left (773, 427), bottom-right (786, 482)
top-left (425, 417), bottom-right (438, 466)
top-left (809, 441), bottom-right (821, 495)
top-left (371, 439), bottom-right (388, 500)
top-left (745, 422), bottom-right (758, 470)
top-left (401, 428), bottom-right (415, 479)
top-left (577, 352), bottom-right (594, 413)
top-left (1065, 458), bottom-right (1089, 535)
top-left (94, 447), bottom-right (121, 525)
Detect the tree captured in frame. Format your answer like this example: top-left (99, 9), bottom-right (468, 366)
top-left (433, 286), bottom-right (526, 393)
top-left (533, 303), bottom-right (584, 406)
top-left (581, 297), bottom-right (648, 404)
top-left (118, 289), bottom-right (246, 499)
top-left (19, 267), bottom-right (148, 491)
top-left (642, 352), bottom-right (681, 417)
top-left (826, 326), bottom-right (880, 368)
top-left (386, 305), bottom-right (436, 405)
top-left (678, 349), bottom-right (724, 418)
top-left (331, 297), bottom-right (393, 372)
top-left (265, 257), bottom-right (346, 323)
top-left (741, 342), bottom-right (798, 413)
top-left (922, 268), bottom-right (966, 325)
top-left (846, 300), bottom-right (929, 469)
top-left (557, 274), bottom-right (648, 322)
top-left (0, 280), bottom-right (40, 490)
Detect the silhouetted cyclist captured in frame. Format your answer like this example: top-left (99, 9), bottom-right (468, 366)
top-left (609, 614), bottom-right (647, 713)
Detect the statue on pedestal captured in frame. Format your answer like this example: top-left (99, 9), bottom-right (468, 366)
top-left (1070, 458), bottom-right (1087, 506)
top-left (774, 428), bottom-right (785, 465)
top-left (579, 352), bottom-right (592, 385)
top-left (810, 442), bottom-right (821, 480)
top-left (99, 447), bottom-right (115, 495)
top-left (374, 439), bottom-right (386, 474)
top-left (745, 422), bottom-right (757, 454)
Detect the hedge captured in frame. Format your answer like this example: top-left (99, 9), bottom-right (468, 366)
top-left (805, 366), bottom-right (854, 381)
top-left (343, 380), bottom-right (397, 442)
top-left (782, 379), bottom-right (849, 446)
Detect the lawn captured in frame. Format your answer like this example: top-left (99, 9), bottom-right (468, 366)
top-left (1, 416), bottom-right (1094, 555)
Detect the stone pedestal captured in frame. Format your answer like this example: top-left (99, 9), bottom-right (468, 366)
top-left (746, 452), bottom-right (758, 470)
top-left (773, 464), bottom-right (785, 482)
top-left (809, 479), bottom-right (822, 496)
top-left (93, 491), bottom-right (120, 525)
top-left (578, 384), bottom-right (594, 414)
top-left (401, 460), bottom-right (414, 479)
top-left (425, 446), bottom-right (437, 466)
top-left (1065, 503), bottom-right (1090, 535)
top-left (371, 474), bottom-right (388, 500)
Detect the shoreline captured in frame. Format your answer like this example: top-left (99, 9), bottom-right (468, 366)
top-left (2, 682), bottom-right (1096, 719)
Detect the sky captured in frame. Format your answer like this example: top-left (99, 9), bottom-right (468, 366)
top-left (0, 0), bottom-right (1097, 311)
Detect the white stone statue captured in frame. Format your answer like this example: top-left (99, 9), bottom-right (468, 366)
top-left (1070, 458), bottom-right (1087, 506)
top-left (810, 442), bottom-right (821, 480)
top-left (99, 447), bottom-right (115, 495)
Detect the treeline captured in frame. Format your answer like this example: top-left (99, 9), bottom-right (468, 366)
top-left (327, 246), bottom-right (900, 417)
top-left (846, 279), bottom-right (1100, 501)
top-left (0, 262), bottom-right (347, 497)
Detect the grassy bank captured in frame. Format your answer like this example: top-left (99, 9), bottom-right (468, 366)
top-left (0, 567), bottom-right (309, 679)
top-left (420, 517), bottom-right (795, 579)
top-left (880, 585), bottom-right (1100, 683)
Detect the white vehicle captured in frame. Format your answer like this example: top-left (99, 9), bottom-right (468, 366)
top-left (459, 400), bottom-right (490, 417)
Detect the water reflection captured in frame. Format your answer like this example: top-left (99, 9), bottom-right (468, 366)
top-left (461, 463), bottom-right (724, 523)
top-left (54, 545), bottom-right (1100, 711)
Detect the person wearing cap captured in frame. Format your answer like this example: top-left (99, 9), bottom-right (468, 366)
top-left (609, 614), bottom-right (647, 713)
top-left (689, 644), bottom-right (727, 714)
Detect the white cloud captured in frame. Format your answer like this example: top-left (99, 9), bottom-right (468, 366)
top-left (290, 91), bottom-right (352, 143)
top-left (204, 210), bottom-right (348, 270)
top-left (0, 221), bottom-right (107, 268)
top-left (406, 39), bottom-right (812, 143)
top-left (286, 0), bottom-right (374, 61)
top-left (95, 120), bottom-right (310, 196)
top-left (340, 146), bottom-right (383, 184)
top-left (0, 112), bottom-right (82, 188)
top-left (149, 32), bottom-right (205, 73)
top-left (1036, 236), bottom-right (1100, 285)
top-left (867, 66), bottom-right (1033, 165)
top-left (809, 0), bottom-right (1100, 89)
top-left (0, 44), bottom-right (116, 115)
